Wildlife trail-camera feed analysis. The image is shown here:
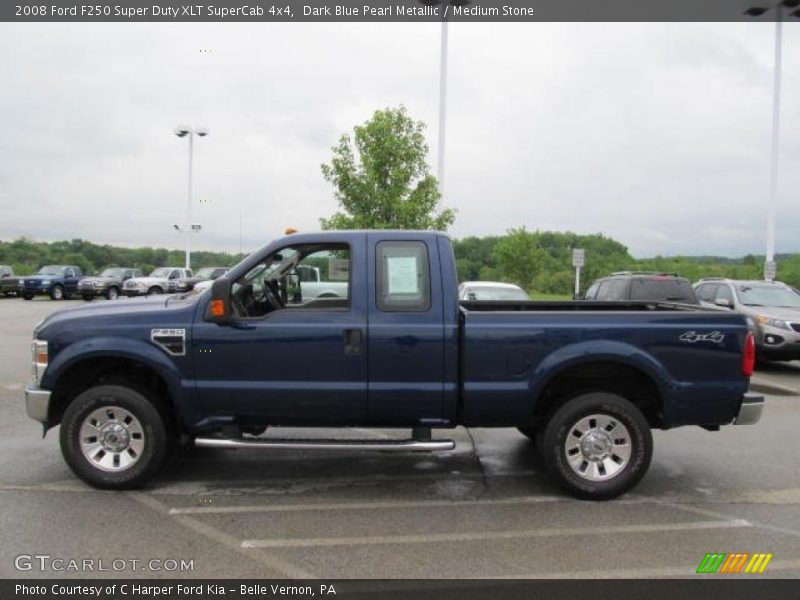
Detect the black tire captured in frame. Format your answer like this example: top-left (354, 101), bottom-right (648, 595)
top-left (539, 392), bottom-right (652, 501)
top-left (82, 294), bottom-right (94, 302)
top-left (49, 285), bottom-right (64, 300)
top-left (59, 384), bottom-right (170, 489)
top-left (22, 294), bottom-right (33, 300)
top-left (106, 287), bottom-right (120, 300)
top-left (147, 287), bottom-right (163, 296)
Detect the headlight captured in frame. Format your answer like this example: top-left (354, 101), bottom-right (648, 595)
top-left (31, 339), bottom-right (48, 385)
top-left (756, 315), bottom-right (791, 331)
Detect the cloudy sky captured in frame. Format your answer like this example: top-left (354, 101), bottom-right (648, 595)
top-left (0, 22), bottom-right (798, 257)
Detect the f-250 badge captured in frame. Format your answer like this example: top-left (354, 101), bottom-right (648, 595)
top-left (679, 331), bottom-right (725, 344)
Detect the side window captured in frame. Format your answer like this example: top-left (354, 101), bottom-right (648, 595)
top-left (594, 280), bottom-right (611, 301)
top-left (715, 284), bottom-right (733, 304)
top-left (606, 279), bottom-right (629, 301)
top-left (696, 284), bottom-right (717, 302)
top-left (290, 246), bottom-right (351, 307)
top-left (169, 270), bottom-right (180, 280)
top-left (65, 268), bottom-right (75, 278)
top-left (584, 282), bottom-right (600, 300)
top-left (376, 241), bottom-right (431, 312)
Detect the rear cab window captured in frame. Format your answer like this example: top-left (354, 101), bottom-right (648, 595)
top-left (376, 241), bottom-right (431, 312)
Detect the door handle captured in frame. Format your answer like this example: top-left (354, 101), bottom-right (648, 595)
top-left (343, 328), bottom-right (362, 355)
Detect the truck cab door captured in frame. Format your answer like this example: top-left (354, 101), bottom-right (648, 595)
top-left (64, 268), bottom-right (78, 294)
top-left (366, 236), bottom-right (447, 426)
top-left (192, 239), bottom-right (367, 426)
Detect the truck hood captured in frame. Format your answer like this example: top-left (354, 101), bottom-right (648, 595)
top-left (24, 274), bottom-right (61, 282)
top-left (35, 295), bottom-right (199, 337)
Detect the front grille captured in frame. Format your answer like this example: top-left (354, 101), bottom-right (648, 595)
top-left (790, 323), bottom-right (800, 333)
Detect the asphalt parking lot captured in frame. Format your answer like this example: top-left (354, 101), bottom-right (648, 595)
top-left (1, 298), bottom-right (799, 579)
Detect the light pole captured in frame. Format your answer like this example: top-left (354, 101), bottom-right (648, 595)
top-left (174, 126), bottom-right (209, 270)
top-left (437, 13), bottom-right (449, 200)
top-left (744, 1), bottom-right (799, 280)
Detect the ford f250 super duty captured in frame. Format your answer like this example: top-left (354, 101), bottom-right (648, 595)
top-left (24, 231), bottom-right (763, 499)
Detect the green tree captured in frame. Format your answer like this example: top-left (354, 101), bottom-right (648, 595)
top-left (320, 106), bottom-right (455, 231)
top-left (492, 227), bottom-right (547, 292)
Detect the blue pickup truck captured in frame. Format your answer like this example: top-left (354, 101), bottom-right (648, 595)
top-left (20, 265), bottom-right (83, 300)
top-left (24, 231), bottom-right (763, 499)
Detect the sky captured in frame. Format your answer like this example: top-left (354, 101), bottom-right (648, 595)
top-left (0, 22), bottom-right (798, 258)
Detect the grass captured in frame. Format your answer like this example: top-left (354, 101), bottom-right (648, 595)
top-left (528, 292), bottom-right (573, 301)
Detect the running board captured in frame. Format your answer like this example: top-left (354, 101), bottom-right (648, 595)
top-left (195, 437), bottom-right (455, 452)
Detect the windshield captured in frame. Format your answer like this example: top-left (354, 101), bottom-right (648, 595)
top-left (464, 286), bottom-right (529, 301)
top-left (99, 268), bottom-right (124, 278)
top-left (195, 268), bottom-right (217, 279)
top-left (37, 266), bottom-right (64, 276)
top-left (149, 268), bottom-right (172, 278)
top-left (736, 285), bottom-right (800, 309)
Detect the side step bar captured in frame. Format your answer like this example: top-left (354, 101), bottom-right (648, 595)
top-left (195, 437), bottom-right (455, 452)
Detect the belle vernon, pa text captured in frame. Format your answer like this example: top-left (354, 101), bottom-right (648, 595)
top-left (15, 584), bottom-right (337, 597)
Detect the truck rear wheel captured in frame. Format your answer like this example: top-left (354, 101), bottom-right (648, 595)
top-left (59, 384), bottom-right (170, 489)
top-left (539, 392), bottom-right (652, 500)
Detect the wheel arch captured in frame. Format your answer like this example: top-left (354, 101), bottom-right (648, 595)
top-left (43, 341), bottom-right (185, 431)
top-left (530, 342), bottom-right (670, 428)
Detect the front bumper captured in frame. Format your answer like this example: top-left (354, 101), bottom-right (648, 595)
top-left (734, 392), bottom-right (764, 425)
top-left (25, 383), bottom-right (51, 425)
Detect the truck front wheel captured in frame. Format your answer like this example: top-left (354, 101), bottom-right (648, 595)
top-left (59, 384), bottom-right (170, 489)
top-left (540, 392), bottom-right (652, 501)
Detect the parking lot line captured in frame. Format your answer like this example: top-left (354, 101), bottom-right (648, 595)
top-left (129, 492), bottom-right (316, 578)
top-left (241, 518), bottom-right (751, 549)
top-left (169, 494), bottom-right (565, 515)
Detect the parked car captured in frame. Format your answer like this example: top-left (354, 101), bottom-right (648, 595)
top-left (583, 272), bottom-right (699, 304)
top-left (0, 265), bottom-right (22, 297)
top-left (169, 267), bottom-right (229, 293)
top-left (458, 281), bottom-right (530, 301)
top-left (24, 230), bottom-right (762, 499)
top-left (123, 267), bottom-right (192, 297)
top-left (19, 265), bottom-right (83, 300)
top-left (695, 278), bottom-right (800, 361)
top-left (78, 268), bottom-right (143, 301)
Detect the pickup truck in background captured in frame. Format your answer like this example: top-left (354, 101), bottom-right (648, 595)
top-left (78, 267), bottom-right (143, 301)
top-left (24, 231), bottom-right (762, 500)
top-left (123, 267), bottom-right (192, 297)
top-left (169, 267), bottom-right (229, 294)
top-left (0, 265), bottom-right (21, 296)
top-left (19, 265), bottom-right (83, 300)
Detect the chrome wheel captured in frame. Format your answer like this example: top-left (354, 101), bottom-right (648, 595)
top-left (79, 406), bottom-right (145, 472)
top-left (51, 286), bottom-right (63, 300)
top-left (107, 287), bottom-right (119, 300)
top-left (564, 413), bottom-right (631, 482)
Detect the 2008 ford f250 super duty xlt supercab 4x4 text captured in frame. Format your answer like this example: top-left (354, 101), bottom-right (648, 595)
top-left (24, 231), bottom-right (763, 499)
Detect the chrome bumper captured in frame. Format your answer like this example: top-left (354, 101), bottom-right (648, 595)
top-left (734, 392), bottom-right (764, 425)
top-left (25, 383), bottom-right (51, 424)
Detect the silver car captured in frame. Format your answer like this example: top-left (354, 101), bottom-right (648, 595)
top-left (694, 278), bottom-right (800, 361)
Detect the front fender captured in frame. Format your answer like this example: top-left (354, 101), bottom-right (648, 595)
top-left (41, 337), bottom-right (191, 422)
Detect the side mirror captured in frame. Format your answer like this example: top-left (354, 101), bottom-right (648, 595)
top-left (205, 278), bottom-right (233, 325)
top-left (714, 298), bottom-right (732, 309)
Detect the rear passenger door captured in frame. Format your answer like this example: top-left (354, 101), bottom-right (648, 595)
top-left (366, 236), bottom-right (446, 425)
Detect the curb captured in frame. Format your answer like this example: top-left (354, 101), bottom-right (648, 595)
top-left (750, 377), bottom-right (799, 397)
